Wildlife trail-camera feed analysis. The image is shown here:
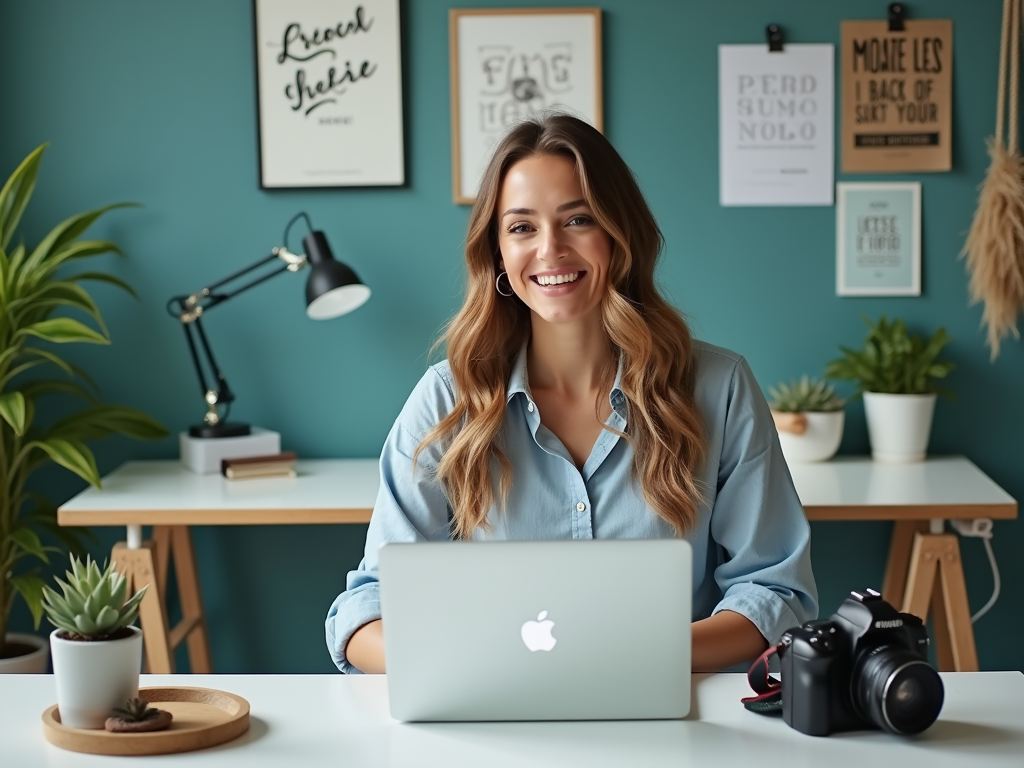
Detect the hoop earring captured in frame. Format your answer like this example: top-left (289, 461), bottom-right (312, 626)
top-left (495, 271), bottom-right (514, 297)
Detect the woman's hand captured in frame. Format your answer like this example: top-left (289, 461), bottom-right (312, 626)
top-left (692, 610), bottom-right (769, 672)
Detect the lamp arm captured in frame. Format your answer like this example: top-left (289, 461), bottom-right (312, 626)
top-left (167, 248), bottom-right (306, 430)
top-left (209, 262), bottom-right (295, 306)
top-left (192, 315), bottom-right (235, 405)
top-left (181, 319), bottom-right (211, 399)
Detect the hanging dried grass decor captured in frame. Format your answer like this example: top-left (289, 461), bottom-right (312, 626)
top-left (963, 0), bottom-right (1024, 360)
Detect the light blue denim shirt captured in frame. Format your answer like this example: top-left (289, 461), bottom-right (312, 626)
top-left (326, 340), bottom-right (817, 673)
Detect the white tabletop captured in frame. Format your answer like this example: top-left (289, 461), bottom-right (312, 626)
top-left (57, 459), bottom-right (380, 526)
top-left (2, 672), bottom-right (1021, 767)
top-left (57, 455), bottom-right (1017, 528)
top-left (790, 456), bottom-right (1017, 520)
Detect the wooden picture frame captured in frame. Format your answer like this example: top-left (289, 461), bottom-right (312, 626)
top-left (449, 8), bottom-right (602, 205)
top-left (836, 182), bottom-right (922, 296)
top-left (252, 0), bottom-right (405, 189)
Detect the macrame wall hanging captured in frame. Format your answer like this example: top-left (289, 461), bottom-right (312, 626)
top-left (963, 0), bottom-right (1024, 360)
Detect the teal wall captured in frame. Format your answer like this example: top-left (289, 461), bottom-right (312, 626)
top-left (3, 0), bottom-right (1021, 672)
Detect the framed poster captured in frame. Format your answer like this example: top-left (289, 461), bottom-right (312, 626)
top-left (718, 43), bottom-right (835, 206)
top-left (836, 182), bottom-right (921, 296)
top-left (841, 19), bottom-right (953, 173)
top-left (449, 8), bottom-right (602, 205)
top-left (253, 0), bottom-right (404, 188)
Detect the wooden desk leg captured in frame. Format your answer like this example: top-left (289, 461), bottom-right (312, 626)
top-left (169, 526), bottom-right (212, 673)
top-left (882, 520), bottom-right (928, 607)
top-left (901, 533), bottom-right (979, 672)
top-left (112, 541), bottom-right (175, 674)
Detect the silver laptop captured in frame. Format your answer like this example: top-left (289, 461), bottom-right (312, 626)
top-left (378, 539), bottom-right (692, 722)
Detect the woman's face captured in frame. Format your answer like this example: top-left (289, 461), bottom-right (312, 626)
top-left (496, 153), bottom-right (612, 327)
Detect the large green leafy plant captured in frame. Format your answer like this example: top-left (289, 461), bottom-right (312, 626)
top-left (825, 316), bottom-right (955, 397)
top-left (0, 145), bottom-right (168, 656)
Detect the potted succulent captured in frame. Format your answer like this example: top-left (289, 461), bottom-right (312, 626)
top-left (42, 555), bottom-right (147, 729)
top-left (825, 316), bottom-right (955, 462)
top-left (769, 376), bottom-right (847, 463)
top-left (0, 145), bottom-right (169, 672)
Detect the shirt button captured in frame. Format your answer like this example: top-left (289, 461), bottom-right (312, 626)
top-left (527, 401), bottom-right (535, 413)
top-left (576, 501), bottom-right (586, 512)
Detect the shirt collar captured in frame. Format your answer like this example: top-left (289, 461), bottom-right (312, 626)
top-left (506, 341), bottom-right (531, 402)
top-left (506, 340), bottom-right (628, 419)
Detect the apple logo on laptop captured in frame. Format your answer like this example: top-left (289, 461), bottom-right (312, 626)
top-left (521, 611), bottom-right (557, 652)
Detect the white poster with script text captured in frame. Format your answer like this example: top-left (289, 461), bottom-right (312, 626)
top-left (254, 0), bottom-right (404, 188)
top-left (719, 44), bottom-right (834, 206)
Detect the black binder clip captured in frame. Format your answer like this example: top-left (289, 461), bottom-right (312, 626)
top-left (888, 3), bottom-right (907, 32)
top-left (766, 24), bottom-right (783, 52)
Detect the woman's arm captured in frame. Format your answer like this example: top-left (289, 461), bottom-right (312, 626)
top-left (349, 612), bottom-right (763, 675)
top-left (691, 610), bottom-right (768, 672)
top-left (346, 619), bottom-right (386, 674)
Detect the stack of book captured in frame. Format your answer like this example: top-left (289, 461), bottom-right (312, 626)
top-left (221, 451), bottom-right (297, 480)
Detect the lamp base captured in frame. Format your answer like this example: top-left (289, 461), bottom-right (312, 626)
top-left (179, 427), bottom-right (281, 474)
top-left (189, 422), bottom-right (251, 439)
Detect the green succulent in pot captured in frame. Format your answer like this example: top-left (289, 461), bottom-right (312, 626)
top-left (42, 555), bottom-right (146, 640)
top-left (768, 376), bottom-right (847, 413)
top-left (0, 144), bottom-right (169, 659)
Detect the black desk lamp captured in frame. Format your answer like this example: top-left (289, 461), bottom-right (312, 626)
top-left (167, 213), bottom-right (370, 438)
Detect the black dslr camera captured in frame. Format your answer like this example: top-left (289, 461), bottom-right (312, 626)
top-left (778, 588), bottom-right (944, 736)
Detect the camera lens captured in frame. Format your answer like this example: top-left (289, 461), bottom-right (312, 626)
top-left (852, 645), bottom-right (944, 734)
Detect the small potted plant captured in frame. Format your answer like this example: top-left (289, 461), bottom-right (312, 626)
top-left (42, 555), bottom-right (148, 729)
top-left (769, 375), bottom-right (847, 463)
top-left (825, 316), bottom-right (955, 462)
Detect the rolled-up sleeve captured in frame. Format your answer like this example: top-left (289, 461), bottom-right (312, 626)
top-left (325, 367), bottom-right (455, 673)
top-left (708, 356), bottom-right (818, 644)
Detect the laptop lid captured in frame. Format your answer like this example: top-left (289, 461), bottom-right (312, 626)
top-left (379, 539), bottom-right (692, 722)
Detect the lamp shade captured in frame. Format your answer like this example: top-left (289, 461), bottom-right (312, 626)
top-left (303, 231), bottom-right (371, 320)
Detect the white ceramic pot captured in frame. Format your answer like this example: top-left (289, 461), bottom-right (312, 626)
top-left (863, 392), bottom-right (937, 462)
top-left (0, 633), bottom-right (50, 674)
top-left (777, 411), bottom-right (845, 463)
top-left (50, 626), bottom-right (144, 729)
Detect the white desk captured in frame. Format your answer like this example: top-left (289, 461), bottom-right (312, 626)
top-left (58, 457), bottom-right (1016, 674)
top-left (58, 460), bottom-right (379, 674)
top-left (3, 673), bottom-right (1022, 766)
top-left (791, 457), bottom-right (1017, 672)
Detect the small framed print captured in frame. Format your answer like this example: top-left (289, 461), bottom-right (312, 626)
top-left (253, 0), bottom-right (405, 189)
top-left (449, 7), bottom-right (603, 204)
top-left (836, 182), bottom-right (921, 296)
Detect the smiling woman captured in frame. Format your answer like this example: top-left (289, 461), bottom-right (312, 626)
top-left (497, 154), bottom-right (611, 327)
top-left (327, 114), bottom-right (818, 676)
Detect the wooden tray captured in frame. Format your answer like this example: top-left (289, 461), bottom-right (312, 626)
top-left (42, 686), bottom-right (250, 756)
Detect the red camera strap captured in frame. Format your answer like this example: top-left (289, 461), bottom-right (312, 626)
top-left (741, 644), bottom-right (783, 713)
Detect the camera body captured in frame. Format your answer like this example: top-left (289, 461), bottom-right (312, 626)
top-left (778, 588), bottom-right (943, 736)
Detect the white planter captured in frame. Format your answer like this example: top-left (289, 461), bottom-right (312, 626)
top-left (863, 392), bottom-right (937, 462)
top-left (50, 626), bottom-right (144, 729)
top-left (777, 411), bottom-right (845, 463)
top-left (0, 633), bottom-right (49, 674)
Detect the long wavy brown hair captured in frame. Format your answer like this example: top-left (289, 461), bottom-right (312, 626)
top-left (420, 114), bottom-right (705, 539)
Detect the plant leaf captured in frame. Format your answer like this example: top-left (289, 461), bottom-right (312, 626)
top-left (0, 390), bottom-right (26, 435)
top-left (17, 203), bottom-right (137, 291)
top-left (14, 348), bottom-right (74, 378)
top-left (19, 317), bottom-right (109, 345)
top-left (11, 280), bottom-right (106, 334)
top-left (67, 270), bottom-right (139, 300)
top-left (9, 527), bottom-right (48, 562)
top-left (0, 144), bottom-right (44, 251)
top-left (18, 378), bottom-right (96, 404)
top-left (29, 240), bottom-right (127, 292)
top-left (49, 405), bottom-right (170, 441)
top-left (9, 575), bottom-right (48, 629)
top-left (31, 437), bottom-right (101, 487)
